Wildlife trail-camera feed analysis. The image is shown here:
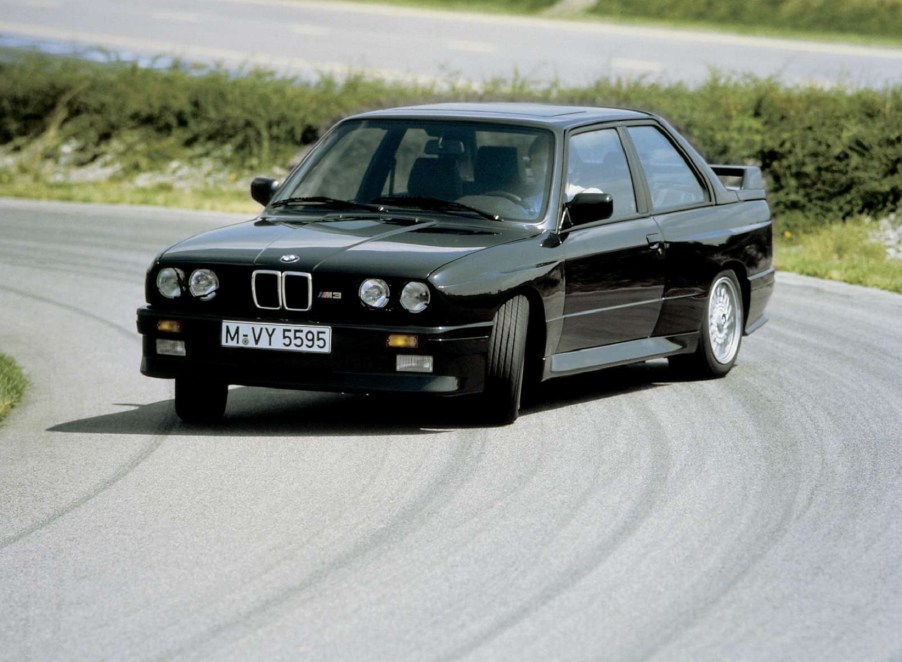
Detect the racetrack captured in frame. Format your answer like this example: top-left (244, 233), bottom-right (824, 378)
top-left (1, 198), bottom-right (900, 660)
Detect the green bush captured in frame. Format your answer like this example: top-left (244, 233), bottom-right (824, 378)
top-left (0, 54), bottom-right (899, 229)
top-left (0, 55), bottom-right (426, 170)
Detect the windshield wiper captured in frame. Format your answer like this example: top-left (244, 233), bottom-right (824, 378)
top-left (371, 196), bottom-right (501, 222)
top-left (269, 196), bottom-right (381, 213)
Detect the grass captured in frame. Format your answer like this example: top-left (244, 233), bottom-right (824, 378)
top-left (776, 218), bottom-right (902, 293)
top-left (0, 353), bottom-right (27, 425)
top-left (0, 178), bottom-right (260, 214)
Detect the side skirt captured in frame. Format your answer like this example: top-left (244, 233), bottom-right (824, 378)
top-left (544, 333), bottom-right (697, 380)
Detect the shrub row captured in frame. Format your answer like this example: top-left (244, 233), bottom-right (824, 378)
top-left (0, 54), bottom-right (899, 225)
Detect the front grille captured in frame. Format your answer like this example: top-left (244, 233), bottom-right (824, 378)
top-left (252, 270), bottom-right (312, 311)
top-left (283, 272), bottom-right (312, 311)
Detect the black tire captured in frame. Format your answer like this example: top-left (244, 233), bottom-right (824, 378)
top-left (484, 295), bottom-right (529, 425)
top-left (174, 377), bottom-right (228, 424)
top-left (670, 270), bottom-right (744, 378)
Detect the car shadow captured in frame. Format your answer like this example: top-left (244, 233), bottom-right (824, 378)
top-left (48, 360), bottom-right (685, 437)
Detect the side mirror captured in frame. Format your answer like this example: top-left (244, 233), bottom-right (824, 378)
top-left (250, 177), bottom-right (280, 206)
top-left (565, 192), bottom-right (614, 226)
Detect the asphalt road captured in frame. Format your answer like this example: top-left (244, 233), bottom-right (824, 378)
top-left (1, 197), bottom-right (901, 660)
top-left (1, 0), bottom-right (901, 87)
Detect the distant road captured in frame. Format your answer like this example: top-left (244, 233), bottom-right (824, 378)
top-left (1, 0), bottom-right (900, 87)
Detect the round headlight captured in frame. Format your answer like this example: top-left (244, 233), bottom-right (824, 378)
top-left (359, 278), bottom-right (390, 309)
top-left (156, 267), bottom-right (185, 299)
top-left (400, 282), bottom-right (430, 313)
top-left (189, 269), bottom-right (219, 300)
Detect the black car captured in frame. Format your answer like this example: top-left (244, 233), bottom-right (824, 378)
top-left (137, 103), bottom-right (774, 424)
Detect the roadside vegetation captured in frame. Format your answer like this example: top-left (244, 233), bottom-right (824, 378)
top-left (0, 53), bottom-right (899, 292)
top-left (0, 353), bottom-right (27, 425)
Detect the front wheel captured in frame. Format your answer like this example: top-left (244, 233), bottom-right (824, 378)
top-left (670, 271), bottom-right (743, 378)
top-left (483, 295), bottom-right (529, 425)
top-left (174, 377), bottom-right (228, 424)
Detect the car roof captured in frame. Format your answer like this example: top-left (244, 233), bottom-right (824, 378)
top-left (349, 102), bottom-right (653, 128)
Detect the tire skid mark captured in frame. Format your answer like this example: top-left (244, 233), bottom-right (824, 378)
top-left (154, 435), bottom-right (490, 660)
top-left (0, 426), bottom-right (172, 551)
top-left (0, 248), bottom-right (146, 282)
top-left (636, 384), bottom-right (808, 659)
top-left (438, 400), bottom-right (673, 661)
top-left (0, 284), bottom-right (137, 344)
top-left (0, 282), bottom-right (171, 550)
top-left (189, 432), bottom-right (402, 607)
top-left (644, 335), bottom-right (901, 658)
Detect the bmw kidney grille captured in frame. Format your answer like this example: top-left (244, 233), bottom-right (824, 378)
top-left (252, 270), bottom-right (312, 311)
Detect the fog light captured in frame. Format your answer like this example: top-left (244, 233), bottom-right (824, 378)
top-left (156, 319), bottom-right (182, 333)
top-left (396, 355), bottom-right (433, 373)
top-left (156, 339), bottom-right (186, 356)
top-left (387, 334), bottom-right (419, 349)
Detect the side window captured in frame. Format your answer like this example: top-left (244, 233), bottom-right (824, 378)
top-left (628, 126), bottom-right (707, 210)
top-left (566, 129), bottom-right (637, 220)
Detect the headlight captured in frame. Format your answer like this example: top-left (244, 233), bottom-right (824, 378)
top-left (359, 278), bottom-right (390, 309)
top-left (400, 282), bottom-right (430, 313)
top-left (156, 267), bottom-right (185, 299)
top-left (189, 269), bottom-right (219, 300)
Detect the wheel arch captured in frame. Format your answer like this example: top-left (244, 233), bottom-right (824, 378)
top-left (497, 285), bottom-right (548, 387)
top-left (719, 259), bottom-right (750, 327)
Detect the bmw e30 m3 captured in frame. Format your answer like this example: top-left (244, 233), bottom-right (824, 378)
top-left (137, 103), bottom-right (774, 424)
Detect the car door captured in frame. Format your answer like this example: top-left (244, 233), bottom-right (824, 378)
top-left (624, 124), bottom-right (716, 337)
top-left (556, 127), bottom-right (665, 355)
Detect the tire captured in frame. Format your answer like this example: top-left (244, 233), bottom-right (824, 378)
top-left (670, 270), bottom-right (744, 378)
top-left (174, 377), bottom-right (228, 424)
top-left (483, 295), bottom-right (529, 425)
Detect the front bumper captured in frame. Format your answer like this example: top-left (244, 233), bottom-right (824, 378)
top-left (137, 307), bottom-right (492, 396)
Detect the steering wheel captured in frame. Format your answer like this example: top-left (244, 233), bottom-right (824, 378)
top-left (485, 190), bottom-right (526, 205)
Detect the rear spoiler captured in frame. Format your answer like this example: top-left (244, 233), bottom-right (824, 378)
top-left (710, 165), bottom-right (766, 201)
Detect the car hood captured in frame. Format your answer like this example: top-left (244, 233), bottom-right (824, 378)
top-left (159, 214), bottom-right (539, 278)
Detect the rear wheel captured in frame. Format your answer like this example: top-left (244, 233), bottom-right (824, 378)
top-left (175, 377), bottom-right (228, 423)
top-left (670, 270), bottom-right (743, 378)
top-left (483, 295), bottom-right (529, 425)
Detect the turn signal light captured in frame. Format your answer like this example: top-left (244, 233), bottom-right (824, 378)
top-left (387, 334), bottom-right (418, 349)
top-left (157, 319), bottom-right (183, 333)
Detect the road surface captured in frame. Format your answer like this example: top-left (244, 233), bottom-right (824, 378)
top-left (1, 198), bottom-right (901, 660)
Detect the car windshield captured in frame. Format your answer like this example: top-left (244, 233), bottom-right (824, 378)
top-left (274, 119), bottom-right (554, 223)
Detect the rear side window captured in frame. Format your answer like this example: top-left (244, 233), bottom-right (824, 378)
top-left (628, 126), bottom-right (707, 211)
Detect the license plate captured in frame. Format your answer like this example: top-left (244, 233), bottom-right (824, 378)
top-left (221, 321), bottom-right (331, 353)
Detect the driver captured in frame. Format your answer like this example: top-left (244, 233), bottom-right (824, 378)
top-left (522, 134), bottom-right (552, 216)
